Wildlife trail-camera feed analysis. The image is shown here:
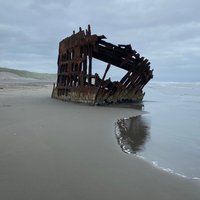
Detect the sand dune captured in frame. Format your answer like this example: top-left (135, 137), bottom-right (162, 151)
top-left (0, 72), bottom-right (37, 81)
top-left (0, 68), bottom-right (55, 89)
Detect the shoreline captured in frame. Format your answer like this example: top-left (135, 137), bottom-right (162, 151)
top-left (0, 85), bottom-right (200, 199)
top-left (137, 154), bottom-right (200, 181)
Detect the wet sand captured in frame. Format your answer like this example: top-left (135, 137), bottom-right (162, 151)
top-left (0, 85), bottom-right (200, 200)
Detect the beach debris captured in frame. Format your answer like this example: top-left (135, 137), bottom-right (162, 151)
top-left (52, 25), bottom-right (153, 105)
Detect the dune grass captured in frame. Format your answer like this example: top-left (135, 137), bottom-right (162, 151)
top-left (0, 67), bottom-right (56, 81)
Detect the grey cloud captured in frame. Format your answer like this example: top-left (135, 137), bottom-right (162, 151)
top-left (0, 0), bottom-right (200, 80)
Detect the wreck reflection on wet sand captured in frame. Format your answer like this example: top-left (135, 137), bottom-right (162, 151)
top-left (115, 116), bottom-right (150, 154)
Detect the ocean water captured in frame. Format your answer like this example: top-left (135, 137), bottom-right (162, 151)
top-left (115, 82), bottom-right (200, 179)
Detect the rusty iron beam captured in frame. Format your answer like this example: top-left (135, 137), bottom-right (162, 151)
top-left (93, 63), bottom-right (111, 105)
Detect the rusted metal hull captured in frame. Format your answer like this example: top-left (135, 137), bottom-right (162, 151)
top-left (52, 25), bottom-right (153, 105)
top-left (52, 85), bottom-right (144, 105)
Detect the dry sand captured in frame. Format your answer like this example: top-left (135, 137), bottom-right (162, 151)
top-left (0, 85), bottom-right (200, 200)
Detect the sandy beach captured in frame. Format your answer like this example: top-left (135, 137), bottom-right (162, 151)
top-left (0, 83), bottom-right (200, 200)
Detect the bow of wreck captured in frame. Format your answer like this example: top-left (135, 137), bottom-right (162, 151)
top-left (52, 25), bottom-right (153, 105)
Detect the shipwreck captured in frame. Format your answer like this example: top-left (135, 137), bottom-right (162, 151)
top-left (52, 25), bottom-right (153, 105)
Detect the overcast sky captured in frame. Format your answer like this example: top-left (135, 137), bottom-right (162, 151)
top-left (0, 0), bottom-right (199, 81)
